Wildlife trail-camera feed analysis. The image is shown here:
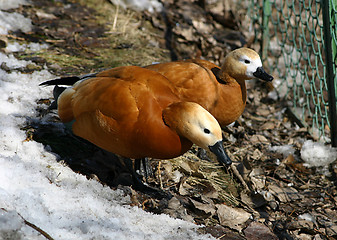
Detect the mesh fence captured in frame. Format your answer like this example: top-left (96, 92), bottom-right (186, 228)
top-left (246, 0), bottom-right (337, 145)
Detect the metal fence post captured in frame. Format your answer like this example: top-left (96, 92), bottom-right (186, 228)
top-left (322, 0), bottom-right (337, 147)
top-left (262, 0), bottom-right (271, 62)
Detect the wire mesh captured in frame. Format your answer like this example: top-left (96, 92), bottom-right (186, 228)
top-left (246, 0), bottom-right (337, 144)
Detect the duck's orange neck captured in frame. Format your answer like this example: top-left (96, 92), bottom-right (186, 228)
top-left (222, 72), bottom-right (247, 103)
top-left (211, 72), bottom-right (247, 127)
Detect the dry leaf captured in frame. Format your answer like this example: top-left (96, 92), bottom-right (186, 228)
top-left (178, 180), bottom-right (192, 196)
top-left (190, 198), bottom-right (216, 216)
top-left (251, 149), bottom-right (263, 160)
top-left (244, 222), bottom-right (278, 240)
top-left (250, 135), bottom-right (269, 144)
top-left (216, 204), bottom-right (251, 231)
top-left (163, 197), bottom-right (194, 222)
top-left (268, 183), bottom-right (289, 202)
top-left (179, 161), bottom-right (193, 175)
top-left (249, 168), bottom-right (266, 190)
top-left (256, 108), bottom-right (271, 116)
top-left (204, 225), bottom-right (245, 240)
top-left (268, 183), bottom-right (301, 202)
top-left (288, 219), bottom-right (315, 231)
top-left (283, 154), bottom-right (309, 173)
top-left (240, 191), bottom-right (266, 208)
top-left (261, 122), bottom-right (275, 130)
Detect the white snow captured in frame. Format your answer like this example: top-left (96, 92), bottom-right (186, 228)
top-left (0, 11), bottom-right (32, 35)
top-left (6, 41), bottom-right (49, 53)
top-left (0, 4), bottom-right (214, 240)
top-left (269, 140), bottom-right (337, 168)
top-left (269, 144), bottom-right (295, 158)
top-left (301, 140), bottom-right (337, 167)
top-left (109, 0), bottom-right (163, 13)
top-left (298, 213), bottom-right (316, 224)
top-left (0, 0), bottom-right (29, 10)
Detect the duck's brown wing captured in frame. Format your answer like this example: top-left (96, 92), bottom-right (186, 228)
top-left (58, 66), bottom-right (186, 159)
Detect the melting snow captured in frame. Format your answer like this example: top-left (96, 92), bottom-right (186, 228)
top-left (109, 0), bottom-right (163, 13)
top-left (0, 11), bottom-right (32, 35)
top-left (269, 144), bottom-right (295, 158)
top-left (0, 0), bottom-right (29, 10)
top-left (301, 140), bottom-right (337, 167)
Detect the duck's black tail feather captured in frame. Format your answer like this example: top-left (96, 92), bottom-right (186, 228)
top-left (47, 85), bottom-right (66, 110)
top-left (40, 73), bottom-right (97, 109)
top-left (40, 73), bottom-right (97, 86)
top-left (39, 76), bottom-right (80, 86)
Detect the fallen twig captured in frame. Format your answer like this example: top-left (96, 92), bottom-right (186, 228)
top-left (1, 208), bottom-right (54, 240)
top-left (230, 164), bottom-right (250, 192)
top-left (18, 213), bottom-right (54, 239)
top-left (19, 215), bottom-right (55, 240)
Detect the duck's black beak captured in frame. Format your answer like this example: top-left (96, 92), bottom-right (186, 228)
top-left (209, 141), bottom-right (232, 166)
top-left (253, 67), bottom-right (273, 82)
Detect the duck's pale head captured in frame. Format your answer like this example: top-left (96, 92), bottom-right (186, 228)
top-left (163, 102), bottom-right (232, 165)
top-left (222, 47), bottom-right (273, 82)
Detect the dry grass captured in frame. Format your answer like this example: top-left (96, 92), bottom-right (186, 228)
top-left (16, 0), bottom-right (170, 75)
top-left (160, 149), bottom-right (241, 207)
top-left (75, 0), bottom-right (170, 67)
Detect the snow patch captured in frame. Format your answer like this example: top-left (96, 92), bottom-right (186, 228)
top-left (298, 213), bottom-right (316, 224)
top-left (301, 140), bottom-right (337, 167)
top-left (0, 11), bottom-right (32, 34)
top-left (269, 144), bottom-right (295, 157)
top-left (110, 0), bottom-right (163, 13)
top-left (6, 42), bottom-right (49, 52)
top-left (0, 0), bottom-right (29, 10)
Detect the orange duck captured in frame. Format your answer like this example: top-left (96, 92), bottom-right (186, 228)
top-left (145, 47), bottom-right (273, 127)
top-left (40, 66), bottom-right (231, 193)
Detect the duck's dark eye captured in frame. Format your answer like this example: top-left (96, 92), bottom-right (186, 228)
top-left (244, 59), bottom-right (251, 64)
top-left (204, 128), bottom-right (210, 134)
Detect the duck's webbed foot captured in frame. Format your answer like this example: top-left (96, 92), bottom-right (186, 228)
top-left (134, 158), bottom-right (153, 180)
top-left (123, 157), bottom-right (171, 199)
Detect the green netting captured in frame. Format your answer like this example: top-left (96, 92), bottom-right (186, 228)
top-left (246, 0), bottom-right (337, 145)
